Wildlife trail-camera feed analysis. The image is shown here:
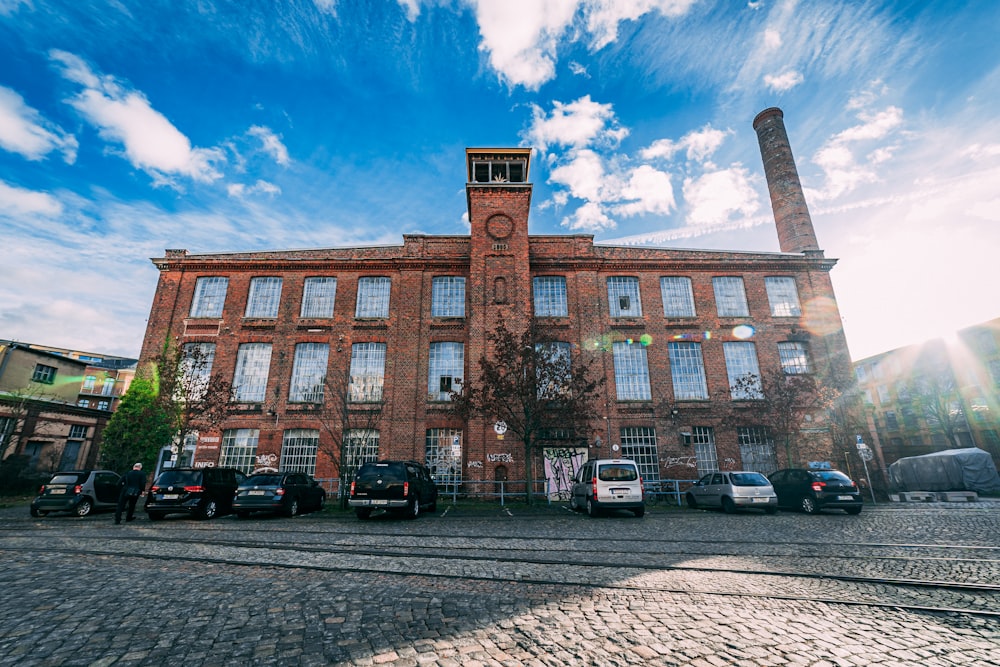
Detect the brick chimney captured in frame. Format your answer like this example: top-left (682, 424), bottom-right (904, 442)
top-left (753, 107), bottom-right (821, 255)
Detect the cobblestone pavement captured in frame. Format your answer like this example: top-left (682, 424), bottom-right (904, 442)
top-left (1, 501), bottom-right (999, 666)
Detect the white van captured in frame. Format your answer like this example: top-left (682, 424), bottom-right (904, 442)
top-left (570, 458), bottom-right (645, 517)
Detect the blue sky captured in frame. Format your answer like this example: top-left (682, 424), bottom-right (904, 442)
top-left (1, 0), bottom-right (998, 361)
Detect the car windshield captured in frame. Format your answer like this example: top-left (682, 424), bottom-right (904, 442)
top-left (243, 475), bottom-right (282, 487)
top-left (730, 472), bottom-right (770, 486)
top-left (155, 471), bottom-right (201, 486)
top-left (357, 463), bottom-right (405, 483)
top-left (49, 473), bottom-right (83, 485)
top-left (811, 470), bottom-right (853, 484)
top-left (597, 464), bottom-right (638, 482)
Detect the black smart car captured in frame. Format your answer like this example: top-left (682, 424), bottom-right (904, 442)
top-left (30, 470), bottom-right (121, 517)
top-left (232, 472), bottom-right (326, 518)
top-left (768, 468), bottom-right (863, 515)
top-left (145, 467), bottom-right (246, 520)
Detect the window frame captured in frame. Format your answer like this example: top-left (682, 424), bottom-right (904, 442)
top-left (232, 343), bottom-right (272, 403)
top-left (607, 276), bottom-right (643, 318)
top-left (667, 342), bottom-right (709, 400)
top-left (712, 276), bottom-right (750, 317)
top-left (431, 276), bottom-right (467, 318)
top-left (764, 276), bottom-right (802, 317)
top-left (723, 341), bottom-right (762, 399)
top-left (777, 341), bottom-right (811, 375)
top-left (245, 277), bottom-right (283, 318)
top-left (612, 341), bottom-right (652, 401)
top-left (533, 276), bottom-right (568, 317)
top-left (190, 276), bottom-right (229, 318)
top-left (660, 277), bottom-right (696, 318)
top-left (355, 277), bottom-right (391, 319)
top-left (427, 342), bottom-right (464, 402)
top-left (300, 277), bottom-right (337, 318)
top-left (289, 343), bottom-right (330, 403)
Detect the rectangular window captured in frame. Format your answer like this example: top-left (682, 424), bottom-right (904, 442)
top-left (343, 429), bottom-right (380, 482)
top-left (300, 277), bottom-right (337, 318)
top-left (232, 343), bottom-right (272, 402)
top-left (97, 400), bottom-right (110, 410)
top-left (765, 277), bottom-right (802, 317)
top-left (428, 342), bottom-right (464, 401)
top-left (737, 426), bottom-right (777, 474)
top-left (190, 276), bottom-right (228, 317)
top-left (349, 343), bottom-right (386, 402)
top-left (620, 427), bottom-right (660, 483)
top-left (533, 276), bottom-right (568, 317)
top-left (220, 428), bottom-right (260, 474)
top-left (426, 428), bottom-right (462, 494)
top-left (431, 276), bottom-right (466, 318)
top-left (101, 378), bottom-right (115, 396)
top-left (612, 341), bottom-right (651, 400)
top-left (245, 277), bottom-right (283, 318)
top-left (885, 411), bottom-right (899, 430)
top-left (280, 429), bottom-right (319, 475)
top-left (356, 277), bottom-right (391, 318)
top-left (667, 342), bottom-right (709, 400)
top-left (876, 385), bottom-right (890, 404)
top-left (660, 277), bottom-right (696, 317)
top-left (289, 343), bottom-right (329, 403)
top-left (777, 342), bottom-right (811, 374)
top-left (77, 399), bottom-right (89, 408)
top-left (69, 425), bottom-right (87, 439)
top-left (32, 364), bottom-right (56, 384)
top-left (690, 427), bottom-right (718, 476)
top-left (724, 341), bottom-right (762, 399)
top-left (607, 277), bottom-right (642, 317)
top-left (181, 342), bottom-right (216, 400)
top-left (83, 375), bottom-right (96, 390)
top-left (713, 276), bottom-right (749, 317)
top-left (535, 341), bottom-right (572, 399)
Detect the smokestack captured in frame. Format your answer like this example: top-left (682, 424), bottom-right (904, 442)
top-left (753, 107), bottom-right (821, 255)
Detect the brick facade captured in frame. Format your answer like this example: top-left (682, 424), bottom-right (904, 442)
top-left (138, 115), bottom-right (854, 488)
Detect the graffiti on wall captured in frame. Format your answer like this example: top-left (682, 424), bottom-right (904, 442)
top-left (543, 447), bottom-right (587, 500)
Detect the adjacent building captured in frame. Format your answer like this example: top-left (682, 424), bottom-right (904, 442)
top-left (137, 108), bottom-right (854, 494)
top-left (853, 317), bottom-right (1000, 470)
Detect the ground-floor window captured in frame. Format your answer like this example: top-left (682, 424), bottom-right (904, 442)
top-left (620, 426), bottom-right (660, 483)
top-left (426, 428), bottom-right (462, 494)
top-left (737, 426), bottom-right (776, 474)
top-left (280, 429), bottom-right (319, 475)
top-left (343, 429), bottom-right (380, 482)
top-left (690, 426), bottom-right (718, 476)
top-left (220, 428), bottom-right (260, 474)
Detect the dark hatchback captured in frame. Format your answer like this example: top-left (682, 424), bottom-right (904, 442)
top-left (768, 468), bottom-right (863, 515)
top-left (232, 472), bottom-right (326, 518)
top-left (145, 467), bottom-right (246, 520)
top-left (30, 470), bottom-right (121, 517)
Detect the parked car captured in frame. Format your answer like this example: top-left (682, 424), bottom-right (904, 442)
top-left (768, 468), bottom-right (863, 515)
top-left (349, 460), bottom-right (438, 519)
top-left (685, 471), bottom-right (778, 514)
top-left (30, 469), bottom-right (121, 517)
top-left (144, 467), bottom-right (246, 520)
top-left (232, 472), bottom-right (326, 518)
top-left (569, 458), bottom-right (645, 517)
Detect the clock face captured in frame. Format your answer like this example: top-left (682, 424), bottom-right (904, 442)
top-left (486, 215), bottom-right (513, 239)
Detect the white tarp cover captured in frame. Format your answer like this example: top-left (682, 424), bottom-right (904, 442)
top-left (888, 447), bottom-right (1000, 493)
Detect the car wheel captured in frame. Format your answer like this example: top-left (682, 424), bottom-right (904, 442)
top-left (75, 498), bottom-right (94, 517)
top-left (286, 498), bottom-right (299, 517)
top-left (355, 508), bottom-right (371, 520)
top-left (685, 493), bottom-right (698, 509)
top-left (721, 497), bottom-right (736, 514)
top-left (147, 511), bottom-right (165, 521)
top-left (405, 496), bottom-right (420, 520)
top-left (569, 495), bottom-right (579, 511)
top-left (200, 499), bottom-right (218, 520)
top-left (845, 506), bottom-right (862, 515)
top-left (633, 506), bottom-right (645, 518)
top-left (800, 496), bottom-right (818, 514)
top-left (586, 498), bottom-right (599, 517)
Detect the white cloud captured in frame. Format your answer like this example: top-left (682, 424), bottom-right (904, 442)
top-left (228, 180), bottom-right (282, 199)
top-left (585, 0), bottom-right (699, 49)
top-left (313, 0), bottom-right (337, 16)
top-left (525, 95), bottom-right (626, 152)
top-left (0, 86), bottom-right (78, 162)
top-left (49, 50), bottom-right (225, 185)
top-left (682, 166), bottom-right (759, 226)
top-left (763, 27), bottom-right (782, 51)
top-left (248, 126), bottom-right (290, 166)
top-left (548, 149), bottom-right (606, 201)
top-left (809, 104), bottom-right (903, 201)
top-left (640, 125), bottom-right (729, 163)
top-left (611, 165), bottom-right (675, 217)
top-left (763, 69), bottom-right (804, 92)
top-left (0, 179), bottom-right (63, 218)
top-left (397, 0), bottom-right (420, 21)
top-left (562, 200), bottom-right (613, 231)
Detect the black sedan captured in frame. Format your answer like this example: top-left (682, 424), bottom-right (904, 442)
top-left (768, 468), bottom-right (863, 515)
top-left (232, 472), bottom-right (326, 518)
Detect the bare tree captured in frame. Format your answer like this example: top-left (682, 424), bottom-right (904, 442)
top-left (0, 385), bottom-right (59, 473)
top-left (449, 319), bottom-right (604, 504)
top-left (907, 370), bottom-right (968, 448)
top-left (723, 369), bottom-right (840, 468)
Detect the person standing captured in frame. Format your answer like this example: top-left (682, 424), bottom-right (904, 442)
top-left (115, 463), bottom-right (147, 525)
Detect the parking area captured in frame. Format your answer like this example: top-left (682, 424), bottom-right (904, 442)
top-left (1, 500), bottom-right (999, 666)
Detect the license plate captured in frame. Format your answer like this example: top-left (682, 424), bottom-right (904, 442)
top-left (50, 489), bottom-right (66, 495)
top-left (248, 490), bottom-right (266, 496)
top-left (161, 494), bottom-right (179, 500)
top-left (837, 495), bottom-right (854, 501)
top-left (751, 497), bottom-right (769, 503)
top-left (611, 488), bottom-right (631, 495)
top-left (371, 499), bottom-right (388, 506)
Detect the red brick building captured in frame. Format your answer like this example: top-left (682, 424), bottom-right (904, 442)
top-left (138, 108), bottom-right (853, 494)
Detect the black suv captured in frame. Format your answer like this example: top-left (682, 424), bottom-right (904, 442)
top-left (145, 467), bottom-right (246, 520)
top-left (768, 468), bottom-right (863, 515)
top-left (30, 470), bottom-right (121, 517)
top-left (349, 460), bottom-right (438, 519)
